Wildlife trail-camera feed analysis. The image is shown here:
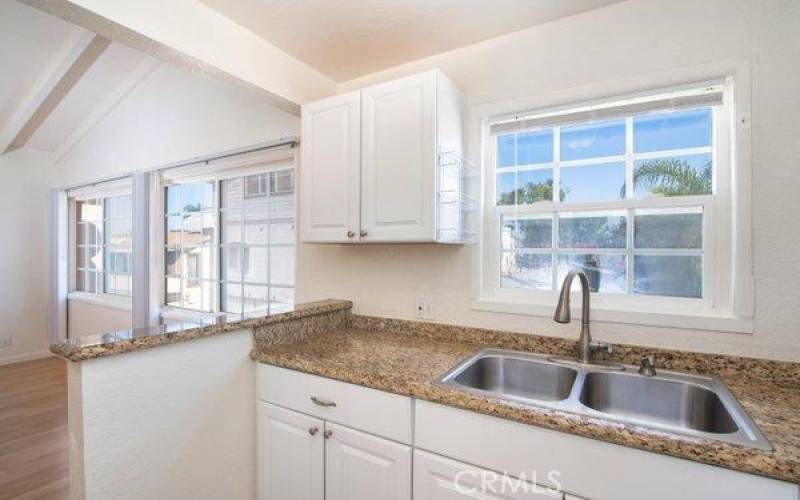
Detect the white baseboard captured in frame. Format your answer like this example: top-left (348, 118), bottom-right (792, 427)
top-left (0, 350), bottom-right (54, 366)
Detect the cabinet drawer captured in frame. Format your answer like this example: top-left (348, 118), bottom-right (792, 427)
top-left (257, 364), bottom-right (412, 444)
top-left (415, 400), bottom-right (797, 500)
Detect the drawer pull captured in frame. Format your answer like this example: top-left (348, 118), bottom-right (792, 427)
top-left (324, 430), bottom-right (333, 439)
top-left (308, 427), bottom-right (319, 436)
top-left (311, 396), bottom-right (337, 408)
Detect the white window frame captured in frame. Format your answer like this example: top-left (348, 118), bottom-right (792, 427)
top-left (66, 179), bottom-right (134, 313)
top-left (156, 148), bottom-right (298, 323)
top-left (470, 60), bottom-right (753, 333)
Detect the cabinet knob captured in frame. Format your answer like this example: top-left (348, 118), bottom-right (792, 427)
top-left (323, 430), bottom-right (333, 439)
top-left (308, 426), bottom-right (319, 436)
top-left (360, 230), bottom-right (368, 237)
top-left (346, 230), bottom-right (355, 238)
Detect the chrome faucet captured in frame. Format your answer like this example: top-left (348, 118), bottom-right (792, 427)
top-left (554, 270), bottom-right (611, 364)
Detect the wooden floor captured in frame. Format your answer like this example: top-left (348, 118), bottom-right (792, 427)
top-left (0, 357), bottom-right (69, 499)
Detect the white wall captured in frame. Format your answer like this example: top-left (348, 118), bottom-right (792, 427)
top-left (67, 299), bottom-right (131, 338)
top-left (57, 61), bottom-right (299, 186)
top-left (297, 0), bottom-right (800, 362)
top-left (69, 329), bottom-right (255, 499)
top-left (0, 148), bottom-right (58, 365)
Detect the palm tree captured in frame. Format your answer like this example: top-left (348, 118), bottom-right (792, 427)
top-left (625, 158), bottom-right (712, 197)
top-left (499, 179), bottom-right (568, 205)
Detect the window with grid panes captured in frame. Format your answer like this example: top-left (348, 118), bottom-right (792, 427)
top-left (164, 169), bottom-right (295, 315)
top-left (74, 196), bottom-right (133, 296)
top-left (492, 87), bottom-right (723, 301)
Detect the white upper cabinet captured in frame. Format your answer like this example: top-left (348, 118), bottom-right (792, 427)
top-left (301, 69), bottom-right (471, 244)
top-left (360, 71), bottom-right (437, 241)
top-left (301, 91), bottom-right (361, 243)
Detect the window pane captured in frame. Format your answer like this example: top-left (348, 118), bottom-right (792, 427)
top-left (497, 135), bottom-right (516, 167)
top-left (181, 247), bottom-right (215, 280)
top-left (634, 108), bottom-right (711, 153)
top-left (86, 246), bottom-right (103, 271)
top-left (183, 213), bottom-right (215, 246)
top-left (269, 192), bottom-right (294, 220)
top-left (165, 248), bottom-right (181, 277)
top-left (634, 256), bottom-right (702, 298)
top-left (635, 210), bottom-right (703, 249)
top-left (182, 182), bottom-right (215, 212)
top-left (269, 222), bottom-right (295, 245)
top-left (560, 162), bottom-right (625, 203)
top-left (272, 170), bottom-right (295, 194)
top-left (78, 199), bottom-right (103, 221)
top-left (244, 221), bottom-right (269, 245)
top-left (242, 284), bottom-right (269, 314)
top-left (165, 276), bottom-right (181, 307)
top-left (222, 211), bottom-right (243, 244)
top-left (558, 213), bottom-right (626, 249)
top-left (270, 247), bottom-right (295, 286)
top-left (106, 219), bottom-right (132, 246)
top-left (633, 153), bottom-right (712, 198)
top-left (166, 185), bottom-right (182, 215)
top-left (221, 283), bottom-right (241, 314)
top-left (561, 120), bottom-right (625, 161)
top-left (501, 253), bottom-right (552, 290)
top-left (221, 246), bottom-right (243, 282)
top-left (502, 216), bottom-right (551, 249)
top-left (269, 287), bottom-right (294, 313)
top-left (497, 170), bottom-right (555, 206)
top-left (106, 195), bottom-right (131, 219)
top-left (245, 175), bottom-right (265, 197)
top-left (558, 254), bottom-right (626, 293)
top-left (165, 215), bottom-right (183, 246)
top-left (243, 247), bottom-right (268, 283)
top-left (78, 270), bottom-right (99, 293)
top-left (182, 279), bottom-right (214, 312)
top-left (222, 178), bottom-right (244, 213)
top-left (517, 130), bottom-right (553, 165)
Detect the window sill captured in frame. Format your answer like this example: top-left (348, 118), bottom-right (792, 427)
top-left (68, 292), bottom-right (132, 312)
top-left (470, 297), bottom-right (753, 334)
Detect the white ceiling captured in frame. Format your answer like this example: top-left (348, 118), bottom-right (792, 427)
top-left (199, 0), bottom-right (627, 82)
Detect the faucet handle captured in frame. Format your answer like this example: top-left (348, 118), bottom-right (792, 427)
top-left (638, 355), bottom-right (657, 376)
top-left (591, 341), bottom-right (613, 354)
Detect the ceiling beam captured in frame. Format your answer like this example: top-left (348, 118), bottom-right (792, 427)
top-left (0, 33), bottom-right (110, 154)
top-left (54, 55), bottom-right (161, 161)
top-left (18, 0), bottom-right (338, 114)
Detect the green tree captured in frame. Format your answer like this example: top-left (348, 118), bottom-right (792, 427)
top-left (499, 179), bottom-right (568, 205)
top-left (626, 158), bottom-right (712, 197)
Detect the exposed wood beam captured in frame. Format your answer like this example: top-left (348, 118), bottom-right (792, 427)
top-left (0, 33), bottom-right (110, 154)
top-left (54, 55), bottom-right (160, 161)
top-left (19, 0), bottom-right (337, 114)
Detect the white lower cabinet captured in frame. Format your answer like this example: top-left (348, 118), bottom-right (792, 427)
top-left (257, 402), bottom-right (324, 500)
top-left (326, 422), bottom-right (411, 500)
top-left (414, 450), bottom-right (563, 500)
top-left (257, 400), bottom-right (410, 500)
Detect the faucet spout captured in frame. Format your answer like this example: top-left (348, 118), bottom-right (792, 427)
top-left (554, 270), bottom-right (594, 364)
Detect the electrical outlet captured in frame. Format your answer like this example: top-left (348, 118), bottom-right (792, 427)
top-left (415, 299), bottom-right (434, 320)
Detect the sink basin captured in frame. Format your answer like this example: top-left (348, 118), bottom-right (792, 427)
top-left (579, 372), bottom-right (738, 434)
top-left (437, 348), bottom-right (772, 450)
top-left (451, 354), bottom-right (577, 402)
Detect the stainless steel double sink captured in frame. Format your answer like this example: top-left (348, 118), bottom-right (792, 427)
top-left (437, 349), bottom-right (771, 450)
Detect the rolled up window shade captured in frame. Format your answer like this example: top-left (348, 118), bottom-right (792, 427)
top-left (161, 145), bottom-right (296, 185)
top-left (67, 176), bottom-right (132, 201)
top-left (490, 80), bottom-right (725, 136)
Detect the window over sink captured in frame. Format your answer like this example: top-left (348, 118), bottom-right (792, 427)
top-left (477, 78), bottom-right (751, 329)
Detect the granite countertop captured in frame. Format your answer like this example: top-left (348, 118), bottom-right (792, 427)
top-left (252, 320), bottom-right (800, 484)
top-left (50, 299), bottom-right (352, 361)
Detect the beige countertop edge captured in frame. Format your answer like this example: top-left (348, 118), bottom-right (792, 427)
top-left (49, 299), bottom-right (353, 362)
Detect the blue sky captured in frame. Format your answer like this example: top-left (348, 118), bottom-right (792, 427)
top-left (496, 108), bottom-right (712, 203)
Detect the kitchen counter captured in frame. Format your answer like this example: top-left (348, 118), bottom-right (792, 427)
top-left (252, 315), bottom-right (800, 484)
top-left (50, 299), bottom-right (352, 361)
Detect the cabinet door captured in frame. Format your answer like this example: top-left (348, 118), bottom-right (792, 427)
top-left (414, 450), bottom-right (563, 500)
top-left (361, 71), bottom-right (437, 242)
top-left (325, 422), bottom-right (411, 500)
top-left (257, 402), bottom-right (324, 500)
top-left (301, 91), bottom-right (361, 243)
